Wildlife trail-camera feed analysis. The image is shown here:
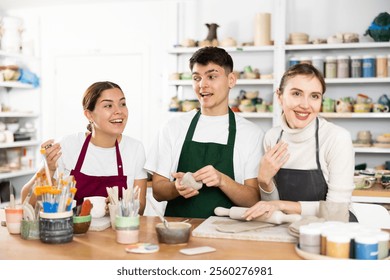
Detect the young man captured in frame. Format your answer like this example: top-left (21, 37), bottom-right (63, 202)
top-left (145, 47), bottom-right (264, 218)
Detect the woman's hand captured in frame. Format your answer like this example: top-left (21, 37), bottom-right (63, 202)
top-left (41, 140), bottom-right (62, 174)
top-left (172, 172), bottom-right (199, 198)
top-left (258, 141), bottom-right (289, 187)
top-left (242, 201), bottom-right (282, 221)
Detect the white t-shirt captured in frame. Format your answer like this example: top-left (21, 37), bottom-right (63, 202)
top-left (261, 116), bottom-right (355, 216)
top-left (56, 132), bottom-right (147, 188)
top-left (145, 110), bottom-right (264, 184)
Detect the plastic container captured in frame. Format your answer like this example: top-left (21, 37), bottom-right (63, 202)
top-left (355, 233), bottom-right (378, 260)
top-left (388, 54), bottom-right (390, 77)
top-left (362, 55), bottom-right (376, 78)
top-left (312, 56), bottom-right (324, 75)
top-left (374, 231), bottom-right (389, 259)
top-left (288, 56), bottom-right (299, 67)
top-left (299, 223), bottom-right (322, 254)
top-left (376, 55), bottom-right (388, 77)
top-left (325, 56), bottom-right (337, 78)
top-left (326, 232), bottom-right (350, 259)
top-left (337, 55), bottom-right (350, 78)
top-left (350, 55), bottom-right (362, 78)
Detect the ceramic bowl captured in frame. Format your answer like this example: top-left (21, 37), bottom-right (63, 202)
top-left (6, 123), bottom-right (19, 133)
top-left (155, 222), bottom-right (192, 244)
top-left (73, 214), bottom-right (92, 234)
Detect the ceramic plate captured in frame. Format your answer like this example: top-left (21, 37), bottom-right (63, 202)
top-left (125, 243), bottom-right (159, 254)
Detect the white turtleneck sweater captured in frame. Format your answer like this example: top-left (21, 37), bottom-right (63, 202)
top-left (260, 115), bottom-right (355, 216)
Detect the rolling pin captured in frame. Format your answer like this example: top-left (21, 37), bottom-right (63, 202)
top-left (214, 206), bottom-right (301, 225)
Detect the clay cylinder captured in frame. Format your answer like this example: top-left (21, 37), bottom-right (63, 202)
top-left (254, 13), bottom-right (271, 46)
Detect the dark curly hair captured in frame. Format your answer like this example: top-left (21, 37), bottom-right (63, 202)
top-left (189, 46), bottom-right (233, 74)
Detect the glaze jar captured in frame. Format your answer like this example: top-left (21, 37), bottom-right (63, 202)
top-left (374, 231), bottom-right (389, 259)
top-left (337, 55), bottom-right (350, 78)
top-left (326, 232), bottom-right (350, 258)
top-left (350, 55), bottom-right (362, 78)
top-left (325, 56), bottom-right (337, 78)
top-left (299, 223), bottom-right (322, 254)
top-left (312, 56), bottom-right (324, 75)
top-left (362, 55), bottom-right (375, 77)
top-left (355, 233), bottom-right (378, 260)
top-left (376, 55), bottom-right (388, 77)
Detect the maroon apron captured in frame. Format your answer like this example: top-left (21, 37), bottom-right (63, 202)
top-left (71, 134), bottom-right (127, 206)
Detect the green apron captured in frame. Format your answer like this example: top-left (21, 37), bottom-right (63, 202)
top-left (165, 108), bottom-right (236, 218)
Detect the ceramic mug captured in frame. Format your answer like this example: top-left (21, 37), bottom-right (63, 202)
top-left (353, 103), bottom-right (371, 113)
top-left (336, 99), bottom-right (353, 113)
top-left (378, 94), bottom-right (390, 107)
top-left (354, 175), bottom-right (374, 189)
top-left (381, 175), bottom-right (390, 189)
top-left (84, 196), bottom-right (106, 218)
top-left (322, 97), bottom-right (335, 112)
top-left (373, 103), bottom-right (389, 113)
top-left (356, 93), bottom-right (372, 104)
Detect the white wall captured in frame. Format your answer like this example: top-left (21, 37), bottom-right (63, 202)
top-left (3, 0), bottom-right (388, 145)
top-left (2, 0), bottom-right (389, 152)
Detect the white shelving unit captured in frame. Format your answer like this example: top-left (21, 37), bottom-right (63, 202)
top-left (166, 1), bottom-right (390, 170)
top-left (166, 45), bottom-right (277, 132)
top-left (285, 42), bottom-right (390, 168)
top-left (0, 50), bottom-right (41, 195)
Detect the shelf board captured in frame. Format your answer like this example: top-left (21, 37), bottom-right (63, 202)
top-left (320, 112), bottom-right (390, 118)
top-left (0, 140), bottom-right (40, 149)
top-left (168, 45), bottom-right (275, 54)
top-left (352, 184), bottom-right (390, 203)
top-left (237, 112), bottom-right (273, 118)
top-left (0, 169), bottom-right (36, 180)
top-left (168, 79), bottom-right (274, 86)
top-left (285, 42), bottom-right (390, 51)
top-left (0, 81), bottom-right (35, 89)
top-left (354, 147), bottom-right (390, 154)
top-left (0, 112), bottom-right (39, 118)
top-left (325, 77), bottom-right (390, 84)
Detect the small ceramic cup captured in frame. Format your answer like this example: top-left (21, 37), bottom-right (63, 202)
top-left (5, 207), bottom-right (23, 234)
top-left (115, 215), bottom-right (140, 244)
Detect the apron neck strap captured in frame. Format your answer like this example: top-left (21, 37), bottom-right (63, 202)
top-left (74, 133), bottom-right (124, 175)
top-left (185, 108), bottom-right (236, 146)
top-left (277, 117), bottom-right (321, 170)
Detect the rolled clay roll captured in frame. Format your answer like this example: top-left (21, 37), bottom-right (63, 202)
top-left (181, 172), bottom-right (203, 190)
top-left (214, 206), bottom-right (301, 225)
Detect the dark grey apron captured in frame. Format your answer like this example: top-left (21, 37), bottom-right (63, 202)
top-left (274, 117), bottom-right (357, 222)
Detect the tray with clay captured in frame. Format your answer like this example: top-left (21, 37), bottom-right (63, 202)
top-left (192, 207), bottom-right (302, 243)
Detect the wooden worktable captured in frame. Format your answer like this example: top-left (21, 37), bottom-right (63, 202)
top-left (0, 216), bottom-right (302, 260)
